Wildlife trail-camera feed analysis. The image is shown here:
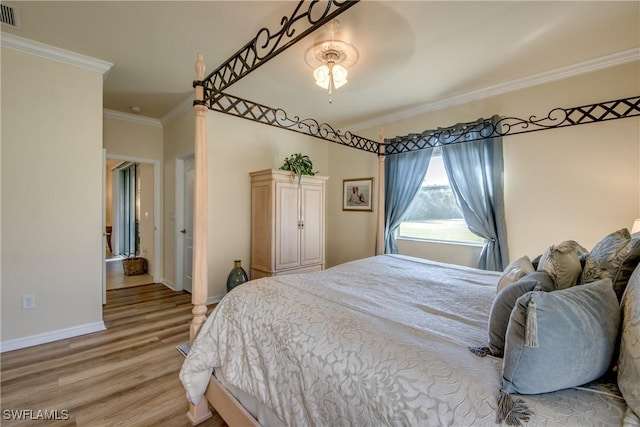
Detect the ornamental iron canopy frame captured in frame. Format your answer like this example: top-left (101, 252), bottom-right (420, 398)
top-left (194, 0), bottom-right (639, 156)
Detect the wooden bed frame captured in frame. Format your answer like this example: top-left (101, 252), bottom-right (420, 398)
top-left (183, 2), bottom-right (639, 425)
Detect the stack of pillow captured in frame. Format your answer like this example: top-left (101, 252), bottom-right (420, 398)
top-left (482, 228), bottom-right (640, 424)
top-left (619, 260), bottom-right (640, 424)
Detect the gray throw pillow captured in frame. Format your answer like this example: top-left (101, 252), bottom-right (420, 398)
top-left (618, 264), bottom-right (640, 419)
top-left (537, 240), bottom-right (587, 290)
top-left (496, 256), bottom-right (535, 294)
top-left (488, 271), bottom-right (554, 357)
top-left (502, 278), bottom-right (620, 395)
top-left (581, 228), bottom-right (640, 301)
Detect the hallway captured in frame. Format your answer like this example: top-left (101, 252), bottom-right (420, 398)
top-left (105, 157), bottom-right (157, 291)
top-left (106, 256), bottom-right (154, 290)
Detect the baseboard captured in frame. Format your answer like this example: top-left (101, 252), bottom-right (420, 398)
top-left (162, 280), bottom-right (177, 291)
top-left (163, 279), bottom-right (224, 306)
top-left (207, 293), bottom-right (225, 305)
top-left (0, 321), bottom-right (106, 353)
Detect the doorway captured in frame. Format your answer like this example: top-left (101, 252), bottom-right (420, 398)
top-left (175, 154), bottom-right (194, 293)
top-left (104, 154), bottom-right (161, 292)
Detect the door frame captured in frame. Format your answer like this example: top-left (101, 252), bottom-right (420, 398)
top-left (102, 149), bottom-right (107, 304)
top-left (174, 154), bottom-right (194, 291)
top-left (105, 154), bottom-right (162, 281)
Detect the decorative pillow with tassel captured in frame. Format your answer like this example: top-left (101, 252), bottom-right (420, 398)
top-left (487, 271), bottom-right (554, 357)
top-left (495, 279), bottom-right (620, 425)
top-left (502, 278), bottom-right (619, 395)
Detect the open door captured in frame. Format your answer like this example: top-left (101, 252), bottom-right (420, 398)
top-left (102, 149), bottom-right (107, 304)
top-left (183, 156), bottom-right (195, 293)
top-left (176, 155), bottom-right (195, 293)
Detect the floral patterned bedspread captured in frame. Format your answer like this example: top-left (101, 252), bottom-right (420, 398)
top-left (180, 255), bottom-right (627, 426)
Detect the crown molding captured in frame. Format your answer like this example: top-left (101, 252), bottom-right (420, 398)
top-left (104, 109), bottom-right (162, 128)
top-left (1, 32), bottom-right (113, 78)
top-left (348, 48), bottom-right (640, 132)
top-left (161, 95), bottom-right (194, 126)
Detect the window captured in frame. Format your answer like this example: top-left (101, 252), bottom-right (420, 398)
top-left (398, 149), bottom-right (484, 245)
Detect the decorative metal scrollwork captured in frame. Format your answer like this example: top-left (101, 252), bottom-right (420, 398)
top-left (205, 91), bottom-right (379, 153)
top-left (499, 96), bottom-right (640, 134)
top-left (385, 96), bottom-right (640, 155)
top-left (193, 0), bottom-right (638, 156)
top-left (196, 0), bottom-right (359, 97)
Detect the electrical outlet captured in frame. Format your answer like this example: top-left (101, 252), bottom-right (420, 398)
top-left (22, 294), bottom-right (35, 309)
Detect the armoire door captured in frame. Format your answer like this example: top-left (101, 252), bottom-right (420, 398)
top-left (275, 180), bottom-right (301, 270)
top-left (300, 183), bottom-right (324, 266)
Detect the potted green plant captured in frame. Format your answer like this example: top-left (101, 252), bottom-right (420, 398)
top-left (279, 153), bottom-right (318, 183)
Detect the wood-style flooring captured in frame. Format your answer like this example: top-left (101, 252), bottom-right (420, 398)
top-left (1, 284), bottom-right (226, 426)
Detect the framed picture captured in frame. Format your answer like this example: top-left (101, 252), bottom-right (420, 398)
top-left (343, 178), bottom-right (374, 211)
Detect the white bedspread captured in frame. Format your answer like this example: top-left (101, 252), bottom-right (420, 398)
top-left (180, 255), bottom-right (627, 426)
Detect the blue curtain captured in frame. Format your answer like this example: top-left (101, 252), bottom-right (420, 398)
top-left (441, 115), bottom-right (509, 271)
top-left (384, 148), bottom-right (432, 254)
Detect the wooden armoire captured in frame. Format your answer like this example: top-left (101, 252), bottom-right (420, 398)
top-left (250, 169), bottom-right (328, 279)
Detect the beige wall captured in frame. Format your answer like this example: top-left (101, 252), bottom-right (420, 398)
top-left (326, 144), bottom-right (378, 266)
top-left (103, 116), bottom-right (162, 160)
top-left (340, 61), bottom-right (640, 267)
top-left (1, 48), bottom-right (104, 342)
top-left (163, 109), bottom-right (329, 299)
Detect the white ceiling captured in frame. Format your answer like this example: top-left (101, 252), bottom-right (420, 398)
top-left (2, 1), bottom-right (639, 129)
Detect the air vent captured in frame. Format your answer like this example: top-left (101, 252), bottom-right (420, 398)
top-left (0, 3), bottom-right (22, 29)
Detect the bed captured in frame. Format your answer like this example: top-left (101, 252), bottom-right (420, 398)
top-left (180, 1), bottom-right (640, 425)
top-left (180, 253), bottom-right (639, 426)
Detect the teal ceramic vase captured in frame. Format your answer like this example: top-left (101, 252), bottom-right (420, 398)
top-left (226, 260), bottom-right (248, 292)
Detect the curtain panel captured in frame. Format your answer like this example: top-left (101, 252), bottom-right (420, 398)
top-left (441, 115), bottom-right (509, 271)
top-left (384, 149), bottom-right (432, 254)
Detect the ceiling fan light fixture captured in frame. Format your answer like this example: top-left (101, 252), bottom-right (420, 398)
top-left (313, 61), bottom-right (348, 90)
top-left (305, 19), bottom-right (358, 103)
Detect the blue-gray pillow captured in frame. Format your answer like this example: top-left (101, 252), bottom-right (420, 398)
top-left (488, 271), bottom-right (555, 357)
top-left (618, 264), bottom-right (640, 419)
top-left (581, 228), bottom-right (640, 301)
top-left (502, 278), bottom-right (620, 395)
